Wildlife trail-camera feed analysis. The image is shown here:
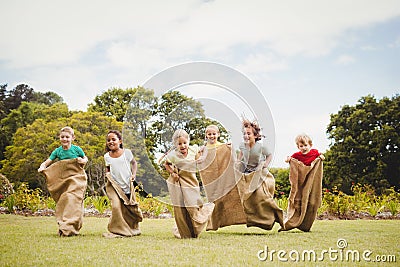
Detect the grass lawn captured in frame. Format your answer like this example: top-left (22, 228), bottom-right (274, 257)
top-left (0, 214), bottom-right (399, 266)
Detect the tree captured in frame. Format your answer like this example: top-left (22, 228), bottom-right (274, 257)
top-left (0, 102), bottom-right (70, 165)
top-left (0, 84), bottom-right (7, 120)
top-left (87, 87), bottom-right (138, 121)
top-left (270, 167), bottom-right (291, 198)
top-left (0, 111), bottom-right (122, 195)
top-left (0, 84), bottom-right (64, 164)
top-left (324, 94), bottom-right (400, 194)
top-left (148, 91), bottom-right (206, 153)
top-left (87, 87), bottom-right (229, 196)
top-left (32, 91), bottom-right (64, 106)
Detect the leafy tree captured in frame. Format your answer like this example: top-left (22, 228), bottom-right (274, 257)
top-left (149, 91), bottom-right (206, 153)
top-left (0, 84), bottom-right (7, 120)
top-left (32, 91), bottom-right (64, 106)
top-left (270, 167), bottom-right (291, 198)
top-left (0, 102), bottom-right (70, 165)
top-left (324, 94), bottom-right (399, 194)
top-left (87, 87), bottom-right (229, 196)
top-left (0, 84), bottom-right (64, 163)
top-left (0, 111), bottom-right (122, 195)
top-left (2, 84), bottom-right (36, 114)
top-left (87, 87), bottom-right (138, 121)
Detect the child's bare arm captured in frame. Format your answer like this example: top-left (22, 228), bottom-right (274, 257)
top-left (130, 157), bottom-right (137, 181)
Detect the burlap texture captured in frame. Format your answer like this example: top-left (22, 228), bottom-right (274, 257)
top-left (166, 167), bottom-right (214, 238)
top-left (237, 168), bottom-right (284, 230)
top-left (105, 173), bottom-right (143, 236)
top-left (282, 157), bottom-right (323, 232)
top-left (199, 144), bottom-right (246, 230)
top-left (41, 159), bottom-right (87, 236)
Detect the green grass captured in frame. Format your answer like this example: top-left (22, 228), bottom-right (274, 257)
top-left (0, 215), bottom-right (399, 266)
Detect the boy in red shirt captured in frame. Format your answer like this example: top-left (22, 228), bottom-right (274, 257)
top-left (285, 134), bottom-right (324, 166)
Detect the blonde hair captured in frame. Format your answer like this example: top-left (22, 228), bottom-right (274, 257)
top-left (295, 133), bottom-right (313, 146)
top-left (60, 126), bottom-right (75, 137)
top-left (172, 129), bottom-right (189, 147)
top-left (205, 124), bottom-right (220, 133)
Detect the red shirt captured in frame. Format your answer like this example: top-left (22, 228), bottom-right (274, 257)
top-left (291, 149), bottom-right (320, 166)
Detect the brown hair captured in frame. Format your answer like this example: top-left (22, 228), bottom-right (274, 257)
top-left (242, 119), bottom-right (263, 142)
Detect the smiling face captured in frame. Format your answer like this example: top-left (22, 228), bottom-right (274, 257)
top-left (59, 131), bottom-right (74, 149)
top-left (206, 127), bottom-right (220, 144)
top-left (243, 127), bottom-right (255, 145)
top-left (106, 132), bottom-right (122, 152)
top-left (177, 136), bottom-right (189, 156)
top-left (297, 142), bottom-right (312, 154)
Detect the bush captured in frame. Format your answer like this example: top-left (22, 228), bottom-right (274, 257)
top-left (318, 184), bottom-right (400, 217)
top-left (0, 174), bottom-right (14, 203)
top-left (0, 183), bottom-right (42, 212)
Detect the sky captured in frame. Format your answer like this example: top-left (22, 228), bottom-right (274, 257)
top-left (1, 0), bottom-right (399, 167)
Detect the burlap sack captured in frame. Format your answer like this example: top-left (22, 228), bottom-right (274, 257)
top-left (105, 173), bottom-right (143, 236)
top-left (237, 167), bottom-right (284, 230)
top-left (166, 167), bottom-right (214, 238)
top-left (199, 144), bottom-right (246, 230)
top-left (282, 157), bottom-right (323, 232)
top-left (41, 159), bottom-right (87, 236)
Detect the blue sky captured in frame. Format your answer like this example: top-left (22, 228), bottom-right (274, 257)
top-left (1, 0), bottom-right (399, 167)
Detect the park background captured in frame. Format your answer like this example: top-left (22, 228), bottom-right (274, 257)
top-left (0, 1), bottom-right (399, 266)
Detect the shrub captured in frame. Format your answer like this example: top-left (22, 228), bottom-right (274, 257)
top-left (14, 183), bottom-right (42, 212)
top-left (91, 196), bottom-right (110, 214)
top-left (0, 174), bottom-right (14, 202)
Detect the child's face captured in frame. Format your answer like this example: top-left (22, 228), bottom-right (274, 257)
top-left (106, 133), bottom-right (122, 151)
top-left (177, 136), bottom-right (188, 155)
top-left (243, 128), bottom-right (255, 143)
top-left (59, 131), bottom-right (74, 148)
top-left (297, 142), bottom-right (311, 154)
top-left (206, 128), bottom-right (220, 144)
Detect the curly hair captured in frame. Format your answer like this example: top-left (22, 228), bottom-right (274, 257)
top-left (242, 119), bottom-right (263, 142)
top-left (105, 130), bottom-right (124, 151)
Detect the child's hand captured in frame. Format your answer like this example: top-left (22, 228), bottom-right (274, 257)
top-left (285, 156), bottom-right (291, 163)
top-left (130, 174), bottom-right (136, 181)
top-left (196, 156), bottom-right (206, 164)
top-left (76, 157), bottom-right (88, 165)
top-left (37, 165), bottom-right (45, 173)
top-left (319, 154), bottom-right (325, 161)
top-left (171, 172), bottom-right (179, 182)
top-left (262, 167), bottom-right (269, 176)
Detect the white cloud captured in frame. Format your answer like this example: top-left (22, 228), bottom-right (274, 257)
top-left (2, 0), bottom-right (400, 70)
top-left (335, 54), bottom-right (356, 65)
top-left (236, 53), bottom-right (288, 77)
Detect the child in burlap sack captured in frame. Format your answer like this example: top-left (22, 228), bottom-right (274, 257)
top-left (163, 129), bottom-right (214, 238)
top-left (38, 126), bottom-right (88, 236)
top-left (103, 130), bottom-right (143, 238)
top-left (285, 133), bottom-right (325, 165)
top-left (236, 120), bottom-right (284, 231)
top-left (282, 133), bottom-right (324, 232)
top-left (198, 124), bottom-right (247, 231)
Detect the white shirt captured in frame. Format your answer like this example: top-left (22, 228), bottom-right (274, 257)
top-left (104, 149), bottom-right (133, 194)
